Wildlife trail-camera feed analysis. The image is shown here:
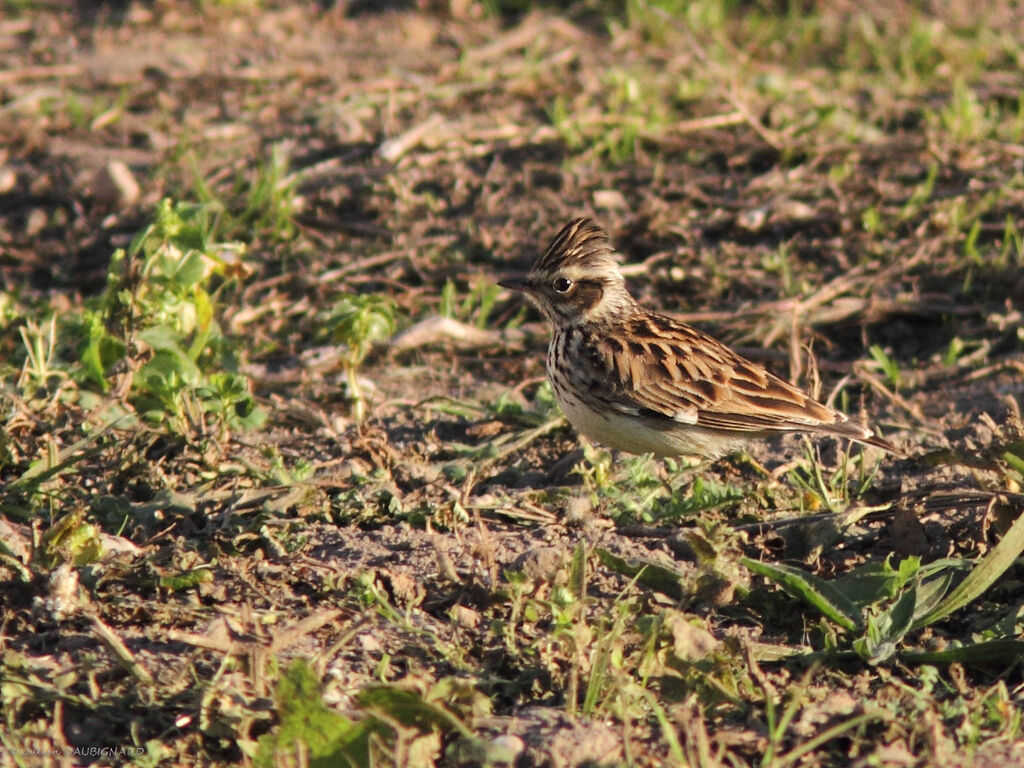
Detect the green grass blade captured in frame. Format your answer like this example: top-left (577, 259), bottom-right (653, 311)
top-left (899, 639), bottom-right (1024, 664)
top-left (569, 542), bottom-right (587, 602)
top-left (742, 557), bottom-right (863, 632)
top-left (912, 568), bottom-right (958, 622)
top-left (775, 711), bottom-right (886, 768)
top-left (595, 548), bottom-right (686, 601)
top-left (640, 688), bottom-right (687, 765)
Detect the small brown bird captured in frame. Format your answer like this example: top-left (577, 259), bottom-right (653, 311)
top-left (499, 218), bottom-right (896, 459)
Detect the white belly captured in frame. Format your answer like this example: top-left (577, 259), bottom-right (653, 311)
top-left (555, 389), bottom-right (743, 458)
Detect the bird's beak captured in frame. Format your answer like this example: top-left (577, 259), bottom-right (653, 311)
top-left (498, 275), bottom-right (531, 293)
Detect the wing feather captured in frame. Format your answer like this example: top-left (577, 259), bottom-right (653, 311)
top-left (586, 311), bottom-right (873, 440)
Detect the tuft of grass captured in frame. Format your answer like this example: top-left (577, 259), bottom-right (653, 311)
top-left (548, 64), bottom-right (670, 161)
top-left (192, 142), bottom-right (300, 242)
top-left (574, 447), bottom-right (746, 525)
top-left (17, 315), bottom-right (68, 401)
top-left (785, 438), bottom-right (882, 517)
top-left (867, 345), bottom-right (902, 390)
top-left (440, 276), bottom-right (501, 330)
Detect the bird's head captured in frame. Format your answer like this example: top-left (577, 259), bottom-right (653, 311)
top-left (499, 218), bottom-right (632, 327)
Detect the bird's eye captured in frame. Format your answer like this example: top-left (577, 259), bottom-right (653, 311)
top-left (552, 277), bottom-right (573, 293)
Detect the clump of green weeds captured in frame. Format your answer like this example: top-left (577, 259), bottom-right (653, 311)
top-left (745, 506), bottom-right (1024, 665)
top-left (0, 199), bottom-right (269, 549)
top-left (72, 198), bottom-right (264, 438)
top-left (495, 544), bottom-right (750, 762)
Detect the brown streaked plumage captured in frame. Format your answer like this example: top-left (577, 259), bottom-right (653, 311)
top-left (499, 217), bottom-right (897, 459)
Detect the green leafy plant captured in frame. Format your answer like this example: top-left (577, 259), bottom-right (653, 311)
top-left (255, 659), bottom-right (387, 767)
top-left (743, 507), bottom-right (1024, 663)
top-left (861, 206), bottom-right (884, 235)
top-left (73, 198), bottom-right (263, 438)
top-left (326, 295), bottom-right (395, 421)
top-left (34, 510), bottom-right (104, 569)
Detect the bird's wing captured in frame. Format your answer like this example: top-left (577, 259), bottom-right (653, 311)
top-left (590, 312), bottom-right (874, 441)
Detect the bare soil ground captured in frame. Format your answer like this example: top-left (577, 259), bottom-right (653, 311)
top-left (1, 2), bottom-right (1023, 766)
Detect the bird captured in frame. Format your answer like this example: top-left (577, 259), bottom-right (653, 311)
top-left (498, 217), bottom-right (897, 459)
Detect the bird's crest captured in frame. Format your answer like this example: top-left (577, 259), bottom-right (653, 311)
top-left (531, 218), bottom-right (621, 279)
